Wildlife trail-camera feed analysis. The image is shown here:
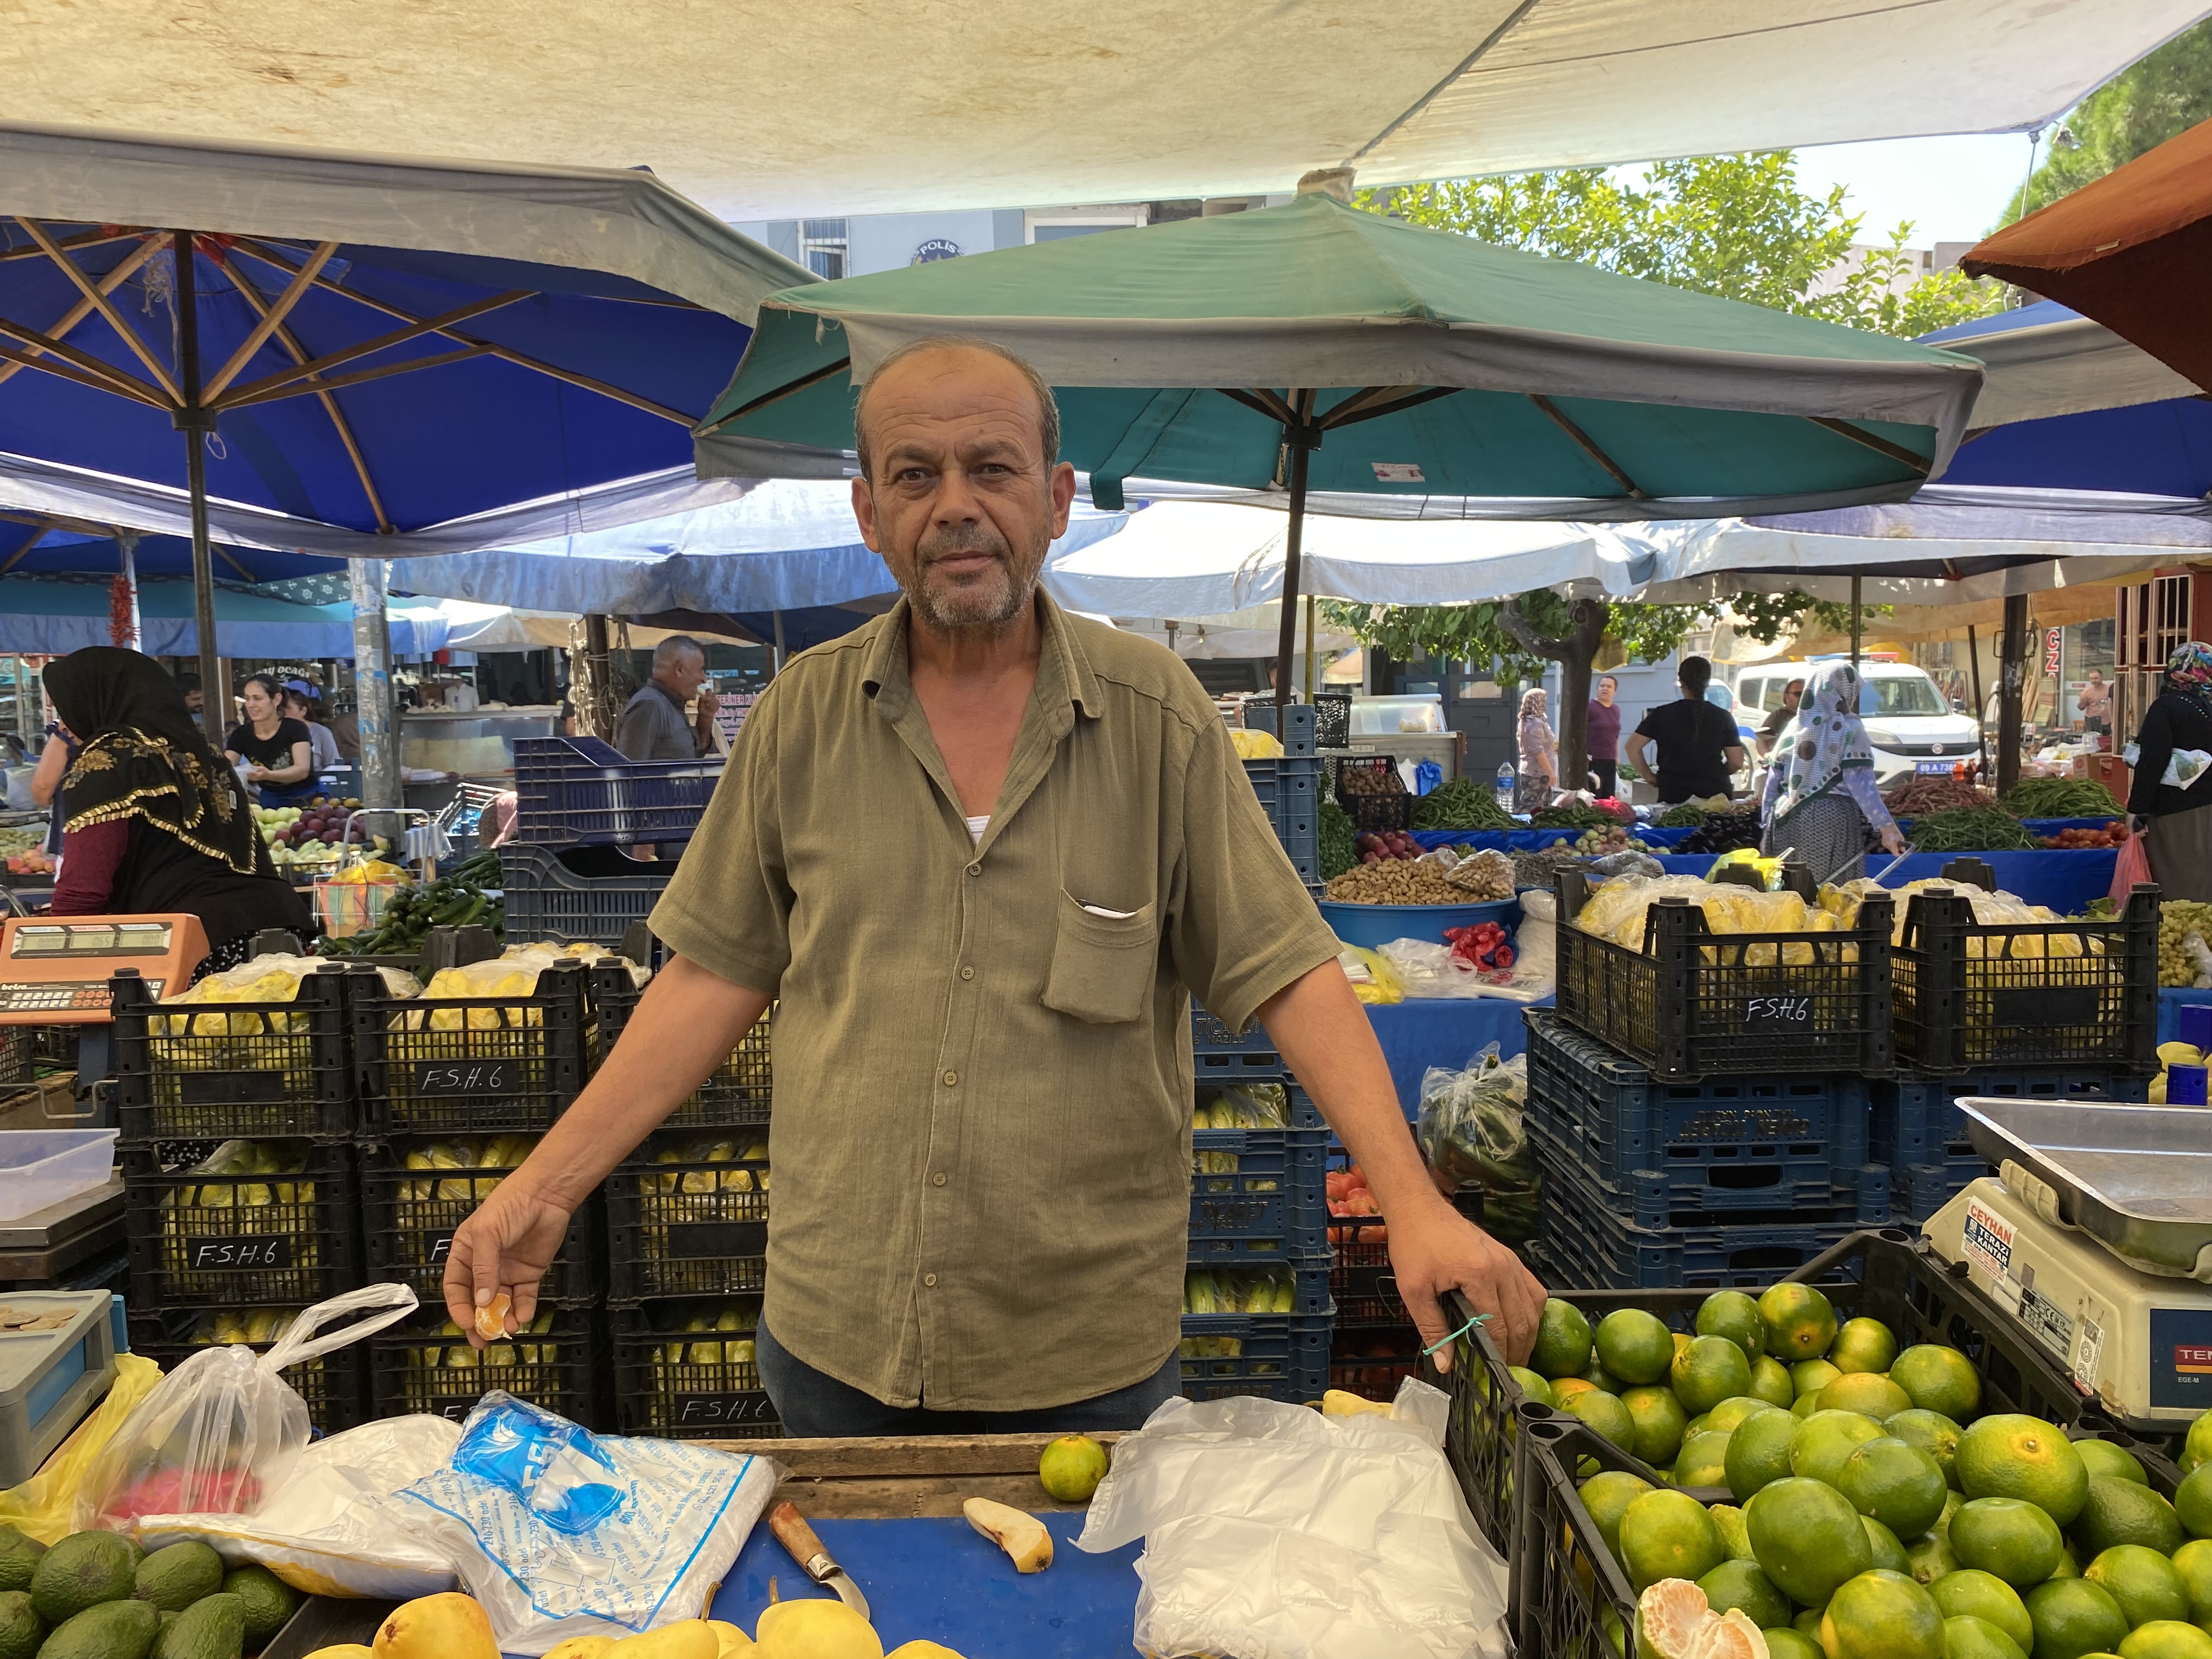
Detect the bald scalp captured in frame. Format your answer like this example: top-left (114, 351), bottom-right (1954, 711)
top-left (854, 336), bottom-right (1060, 481)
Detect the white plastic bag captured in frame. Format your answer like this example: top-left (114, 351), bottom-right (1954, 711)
top-left (1077, 1380), bottom-right (1510, 1659)
top-left (76, 1284), bottom-right (419, 1533)
top-left (398, 1392), bottom-right (782, 1654)
top-left (137, 1414), bottom-right (463, 1600)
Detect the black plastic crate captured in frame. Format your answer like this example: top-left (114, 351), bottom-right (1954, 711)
top-left (512, 735), bottom-right (723, 848)
top-left (369, 1309), bottom-right (605, 1428)
top-left (0, 1025), bottom-right (31, 1091)
top-left (123, 1140), bottom-right (360, 1306)
top-left (353, 960), bottom-right (594, 1136)
top-left (31, 1024), bottom-right (78, 1074)
top-left (591, 966), bottom-right (771, 1129)
top-left (500, 843), bottom-right (675, 950)
top-left (1333, 754), bottom-right (1411, 834)
top-left (1329, 1325), bottom-right (1423, 1400)
top-left (1330, 1213), bottom-right (1397, 1312)
top-left (604, 1130), bottom-right (770, 1301)
top-left (128, 1308), bottom-right (367, 1432)
top-left (112, 966), bottom-right (356, 1143)
top-left (1189, 1126), bottom-right (1328, 1260)
top-left (1891, 882), bottom-right (2160, 1073)
top-left (609, 1300), bottom-right (779, 1440)
top-left (357, 1137), bottom-right (601, 1308)
top-left (1551, 867), bottom-right (1894, 1081)
top-left (1526, 1111), bottom-right (1885, 1231)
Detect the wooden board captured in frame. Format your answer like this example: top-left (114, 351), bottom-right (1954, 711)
top-left (692, 1431), bottom-right (1121, 1519)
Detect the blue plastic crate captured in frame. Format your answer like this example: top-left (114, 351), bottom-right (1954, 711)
top-left (1189, 1127), bottom-right (1328, 1260)
top-left (1894, 1160), bottom-right (1979, 1224)
top-left (1178, 1304), bottom-right (1332, 1403)
top-left (1869, 1065), bottom-right (2148, 1171)
top-left (1243, 703), bottom-right (1318, 757)
top-left (1244, 755), bottom-right (1323, 882)
top-left (513, 735), bottom-right (725, 847)
top-left (1532, 1135), bottom-right (1865, 1290)
top-left (1193, 1004), bottom-right (1283, 1062)
top-left (500, 843), bottom-right (673, 949)
top-left (1194, 1074), bottom-right (1322, 1132)
top-left (1524, 1008), bottom-right (1874, 1215)
top-left (1525, 1114), bottom-right (1889, 1231)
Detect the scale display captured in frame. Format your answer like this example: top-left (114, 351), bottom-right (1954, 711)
top-left (0, 914), bottom-right (209, 1024)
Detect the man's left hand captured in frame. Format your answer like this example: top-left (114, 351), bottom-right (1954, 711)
top-left (1385, 1197), bottom-right (1547, 1370)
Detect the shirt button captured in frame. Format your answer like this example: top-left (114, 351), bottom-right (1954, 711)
top-left (967, 863), bottom-right (981, 877)
top-left (923, 1273), bottom-right (939, 1288)
top-left (942, 1069), bottom-right (958, 1086)
top-left (932, 1172), bottom-right (947, 1187)
top-left (959, 966), bottom-right (975, 981)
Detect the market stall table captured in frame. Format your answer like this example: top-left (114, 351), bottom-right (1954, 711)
top-left (1647, 850), bottom-right (2117, 913)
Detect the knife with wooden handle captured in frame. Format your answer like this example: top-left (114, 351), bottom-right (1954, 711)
top-left (769, 1500), bottom-right (871, 1622)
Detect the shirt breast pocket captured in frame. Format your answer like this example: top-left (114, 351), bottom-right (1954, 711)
top-left (1041, 893), bottom-right (1159, 1025)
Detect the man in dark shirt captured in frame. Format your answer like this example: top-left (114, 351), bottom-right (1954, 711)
top-left (1756, 677), bottom-right (1806, 760)
top-left (1628, 656), bottom-right (1746, 804)
top-left (614, 635), bottom-right (719, 761)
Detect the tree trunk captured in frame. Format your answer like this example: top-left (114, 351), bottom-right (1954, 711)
top-left (1502, 597), bottom-right (1610, 798)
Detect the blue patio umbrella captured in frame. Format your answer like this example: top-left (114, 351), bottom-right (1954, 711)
top-left (0, 574), bottom-right (446, 658)
top-left (0, 123), bottom-right (811, 794)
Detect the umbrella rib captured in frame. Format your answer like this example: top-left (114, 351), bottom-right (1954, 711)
top-left (221, 258), bottom-right (394, 534)
top-left (0, 234), bottom-right (162, 393)
top-left (210, 290), bottom-right (531, 409)
top-left (1527, 394), bottom-right (1645, 498)
top-left (1223, 387), bottom-right (1300, 426)
top-left (0, 330), bottom-right (172, 410)
top-left (1318, 385), bottom-right (1459, 430)
top-left (227, 237), bottom-right (697, 424)
top-left (0, 528), bottom-right (52, 577)
top-left (202, 242), bottom-right (339, 400)
top-left (215, 346), bottom-right (494, 412)
top-left (1805, 417), bottom-right (1931, 474)
top-left (0, 227), bottom-right (146, 264)
top-left (13, 219), bottom-right (182, 402)
top-left (705, 354), bottom-right (854, 430)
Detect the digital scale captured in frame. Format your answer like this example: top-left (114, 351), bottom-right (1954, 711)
top-left (1922, 1096), bottom-right (2212, 1431)
top-left (0, 915), bottom-right (208, 1024)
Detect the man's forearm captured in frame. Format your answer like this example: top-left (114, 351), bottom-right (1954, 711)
top-left (509, 954), bottom-right (770, 1210)
top-left (1256, 960), bottom-right (1447, 1223)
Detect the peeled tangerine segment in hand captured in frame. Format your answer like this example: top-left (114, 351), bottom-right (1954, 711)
top-left (475, 1293), bottom-right (512, 1341)
top-left (962, 1497), bottom-right (1053, 1573)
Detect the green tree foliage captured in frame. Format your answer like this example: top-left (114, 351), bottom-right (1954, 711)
top-left (2008, 19), bottom-right (2212, 222)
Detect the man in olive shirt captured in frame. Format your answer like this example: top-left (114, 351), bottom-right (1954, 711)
top-left (447, 337), bottom-right (1543, 1431)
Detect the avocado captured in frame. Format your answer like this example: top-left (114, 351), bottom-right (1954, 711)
top-left (0, 1530), bottom-right (42, 1595)
top-left (216, 1567), bottom-right (294, 1647)
top-left (32, 1597), bottom-right (156, 1659)
top-left (150, 1592), bottom-right (242, 1659)
top-left (27, 1532), bottom-right (135, 1626)
top-left (132, 1544), bottom-right (223, 1614)
top-left (0, 1590), bottom-right (38, 1659)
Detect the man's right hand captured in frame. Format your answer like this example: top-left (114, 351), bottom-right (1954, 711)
top-left (443, 1178), bottom-right (575, 1344)
top-left (695, 686), bottom-right (719, 719)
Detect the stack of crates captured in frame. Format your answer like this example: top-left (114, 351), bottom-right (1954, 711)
top-left (112, 964), bottom-right (369, 1431)
top-left (1531, 866), bottom-right (1899, 1290)
top-left (1241, 703), bottom-right (1323, 889)
top-left (1182, 1006), bottom-right (1333, 1403)
top-left (350, 957), bottom-right (607, 1426)
top-left (591, 965), bottom-right (780, 1442)
top-left (1873, 868), bottom-right (2160, 1220)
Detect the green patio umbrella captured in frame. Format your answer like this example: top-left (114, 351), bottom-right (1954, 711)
top-left (695, 176), bottom-right (1983, 706)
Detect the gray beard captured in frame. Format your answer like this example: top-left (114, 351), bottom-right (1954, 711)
top-left (905, 528), bottom-right (1042, 635)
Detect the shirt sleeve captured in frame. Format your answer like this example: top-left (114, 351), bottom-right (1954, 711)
top-left (648, 682), bottom-right (790, 996)
top-left (1844, 764), bottom-right (1894, 831)
top-left (52, 818), bottom-right (127, 915)
top-left (1164, 708), bottom-right (1342, 1033)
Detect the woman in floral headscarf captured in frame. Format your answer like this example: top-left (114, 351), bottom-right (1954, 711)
top-left (2128, 641), bottom-right (2212, 901)
top-left (1514, 686), bottom-right (1556, 812)
top-left (1759, 660), bottom-right (1907, 883)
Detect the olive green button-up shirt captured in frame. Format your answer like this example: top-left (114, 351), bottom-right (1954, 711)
top-left (651, 592), bottom-right (1338, 1412)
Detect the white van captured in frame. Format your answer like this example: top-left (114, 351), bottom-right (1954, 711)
top-left (1731, 658), bottom-right (1980, 786)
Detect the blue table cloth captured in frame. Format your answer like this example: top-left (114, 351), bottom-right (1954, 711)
top-left (1410, 826), bottom-right (1697, 852)
top-left (2162, 988), bottom-right (2212, 1048)
top-left (1366, 995), bottom-right (1550, 1119)
top-left (1647, 850), bottom-right (2116, 913)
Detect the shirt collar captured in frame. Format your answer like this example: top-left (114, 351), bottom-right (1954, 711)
top-left (862, 589), bottom-right (1103, 721)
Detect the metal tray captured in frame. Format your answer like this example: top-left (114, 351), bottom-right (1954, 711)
top-left (1957, 1097), bottom-right (2212, 1279)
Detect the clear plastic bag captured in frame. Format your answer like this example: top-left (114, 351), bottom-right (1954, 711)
top-left (1075, 1381), bottom-right (1509, 1659)
top-left (75, 1284), bottom-right (418, 1533)
top-left (1417, 1046), bottom-right (1538, 1246)
top-left (398, 1392), bottom-right (782, 1654)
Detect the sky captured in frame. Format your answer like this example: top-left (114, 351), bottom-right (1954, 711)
top-left (1787, 131), bottom-right (2050, 249)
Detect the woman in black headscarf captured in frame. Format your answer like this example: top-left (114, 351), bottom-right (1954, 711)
top-left (44, 648), bottom-right (309, 974)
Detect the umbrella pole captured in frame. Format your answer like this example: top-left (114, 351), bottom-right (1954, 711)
top-left (1967, 624), bottom-right (1990, 778)
top-left (173, 233), bottom-right (222, 719)
top-left (1272, 397), bottom-right (1317, 709)
top-left (772, 609), bottom-right (787, 676)
top-left (350, 558), bottom-right (399, 809)
top-left (1997, 594), bottom-right (2028, 796)
top-left (1304, 594), bottom-right (1317, 700)
top-left (1850, 574), bottom-right (1862, 670)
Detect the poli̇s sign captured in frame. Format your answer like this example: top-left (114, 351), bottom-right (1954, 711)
top-left (912, 239), bottom-right (962, 264)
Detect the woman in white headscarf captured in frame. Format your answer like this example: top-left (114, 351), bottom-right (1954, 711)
top-left (1515, 686), bottom-right (1556, 812)
top-left (1760, 661), bottom-right (1907, 882)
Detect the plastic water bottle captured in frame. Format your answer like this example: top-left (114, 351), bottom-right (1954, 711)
top-left (1495, 761), bottom-right (1516, 812)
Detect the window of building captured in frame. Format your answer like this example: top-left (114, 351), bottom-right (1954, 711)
top-left (800, 219), bottom-right (849, 280)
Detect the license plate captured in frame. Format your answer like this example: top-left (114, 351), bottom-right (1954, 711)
top-left (1915, 760), bottom-right (1954, 774)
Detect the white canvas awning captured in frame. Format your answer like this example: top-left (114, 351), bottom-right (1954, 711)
top-left (2, 5), bottom-right (2204, 218)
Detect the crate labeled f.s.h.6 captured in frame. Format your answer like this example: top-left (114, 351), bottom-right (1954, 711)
top-left (356, 1135), bottom-right (600, 1308)
top-left (1550, 867), bottom-right (1894, 1082)
top-left (610, 1299), bottom-right (778, 1441)
top-left (512, 734), bottom-right (724, 848)
top-left (353, 958), bottom-right (595, 1137)
top-left (1890, 882), bottom-right (2160, 1073)
top-left (111, 965), bottom-right (356, 1143)
top-left (603, 1128), bottom-right (769, 1301)
top-left (591, 966), bottom-right (771, 1129)
top-left (123, 1139), bottom-right (358, 1307)
top-left (128, 1307), bottom-right (366, 1434)
top-left (369, 1308), bottom-right (603, 1429)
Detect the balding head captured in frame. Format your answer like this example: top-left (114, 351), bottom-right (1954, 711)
top-left (855, 336), bottom-right (1059, 483)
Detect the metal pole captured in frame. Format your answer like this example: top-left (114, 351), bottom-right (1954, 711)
top-left (116, 531), bottom-right (141, 651)
top-left (173, 234), bottom-right (222, 718)
top-left (583, 613), bottom-right (612, 738)
top-left (1304, 592), bottom-right (1317, 700)
top-left (1967, 624), bottom-right (1989, 776)
top-left (349, 558), bottom-right (399, 807)
top-left (1272, 393), bottom-right (1317, 709)
top-left (771, 610), bottom-right (787, 676)
top-left (1997, 594), bottom-right (2028, 797)
top-left (12, 660), bottom-right (29, 748)
top-left (1849, 574), bottom-right (1863, 671)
